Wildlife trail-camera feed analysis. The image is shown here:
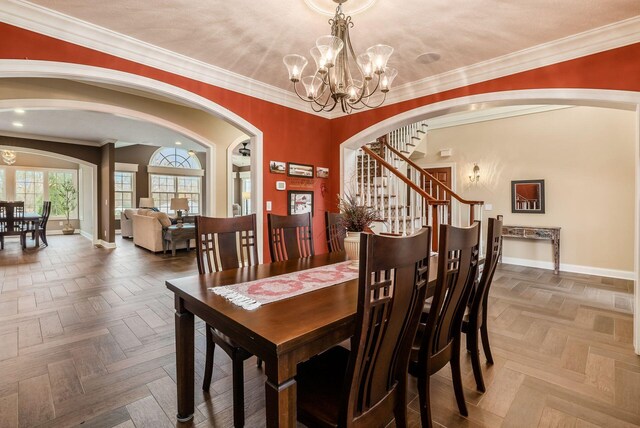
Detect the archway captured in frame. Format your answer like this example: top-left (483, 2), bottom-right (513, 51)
top-left (339, 88), bottom-right (640, 353)
top-left (0, 143), bottom-right (99, 246)
top-left (0, 60), bottom-right (265, 258)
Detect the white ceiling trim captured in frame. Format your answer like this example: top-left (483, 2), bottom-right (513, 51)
top-left (2, 1), bottom-right (640, 120)
top-left (376, 16), bottom-right (640, 114)
top-left (1, 0), bottom-right (318, 116)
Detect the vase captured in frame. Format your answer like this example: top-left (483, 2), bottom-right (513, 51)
top-left (62, 223), bottom-right (75, 235)
top-left (343, 231), bottom-right (361, 267)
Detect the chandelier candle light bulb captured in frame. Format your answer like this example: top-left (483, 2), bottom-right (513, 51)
top-left (284, 0), bottom-right (397, 113)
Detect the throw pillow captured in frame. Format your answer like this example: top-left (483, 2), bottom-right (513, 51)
top-left (149, 211), bottom-right (172, 227)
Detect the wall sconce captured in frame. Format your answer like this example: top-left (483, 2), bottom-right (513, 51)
top-left (469, 163), bottom-right (480, 183)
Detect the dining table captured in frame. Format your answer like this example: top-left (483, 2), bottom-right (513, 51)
top-left (0, 210), bottom-right (41, 248)
top-left (166, 251), bottom-right (438, 427)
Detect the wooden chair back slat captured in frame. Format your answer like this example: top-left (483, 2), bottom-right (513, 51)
top-left (469, 217), bottom-right (503, 325)
top-left (0, 202), bottom-right (25, 235)
top-left (195, 214), bottom-right (259, 274)
top-left (267, 213), bottom-right (314, 262)
top-left (343, 227), bottom-right (431, 423)
top-left (325, 211), bottom-right (345, 253)
top-left (422, 222), bottom-right (480, 357)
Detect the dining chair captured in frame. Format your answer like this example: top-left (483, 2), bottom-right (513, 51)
top-left (462, 217), bottom-right (503, 392)
top-left (0, 202), bottom-right (26, 250)
top-left (267, 212), bottom-right (314, 262)
top-left (409, 222), bottom-right (480, 428)
top-left (195, 214), bottom-right (261, 428)
top-left (325, 211), bottom-right (345, 253)
top-left (296, 227), bottom-right (432, 428)
top-left (38, 201), bottom-right (52, 247)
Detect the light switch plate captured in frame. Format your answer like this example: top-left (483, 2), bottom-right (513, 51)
top-left (266, 201), bottom-right (272, 211)
top-left (485, 204), bottom-right (493, 211)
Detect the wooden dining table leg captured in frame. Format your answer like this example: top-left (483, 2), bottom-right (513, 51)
top-left (264, 355), bottom-right (297, 427)
top-left (175, 296), bottom-right (195, 422)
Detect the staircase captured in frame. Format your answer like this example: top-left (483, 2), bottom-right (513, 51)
top-left (353, 121), bottom-right (484, 250)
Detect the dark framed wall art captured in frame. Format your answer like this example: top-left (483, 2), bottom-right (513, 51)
top-left (288, 190), bottom-right (314, 216)
top-left (511, 179), bottom-right (545, 214)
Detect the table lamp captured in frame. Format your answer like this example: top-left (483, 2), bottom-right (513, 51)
top-left (170, 198), bottom-right (189, 223)
top-left (139, 197), bottom-right (155, 208)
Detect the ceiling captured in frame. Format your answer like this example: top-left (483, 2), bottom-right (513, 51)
top-left (0, 108), bottom-right (204, 152)
top-left (25, 0), bottom-right (640, 91)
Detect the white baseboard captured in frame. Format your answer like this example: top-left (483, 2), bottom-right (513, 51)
top-left (501, 256), bottom-right (634, 280)
top-left (96, 239), bottom-right (117, 249)
top-left (79, 230), bottom-right (93, 241)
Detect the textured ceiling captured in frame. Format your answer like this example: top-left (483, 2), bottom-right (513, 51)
top-left (26, 0), bottom-right (640, 90)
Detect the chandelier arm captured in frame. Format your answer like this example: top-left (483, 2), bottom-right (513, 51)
top-left (358, 91), bottom-right (388, 109)
top-left (292, 82), bottom-right (312, 102)
top-left (311, 90), bottom-right (338, 111)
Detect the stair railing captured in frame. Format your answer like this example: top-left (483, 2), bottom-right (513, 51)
top-left (360, 144), bottom-right (449, 250)
top-left (381, 141), bottom-right (484, 227)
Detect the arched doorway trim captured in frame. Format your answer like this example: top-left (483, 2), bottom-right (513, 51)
top-left (0, 60), bottom-right (265, 259)
top-left (339, 88), bottom-right (640, 354)
top-left (0, 144), bottom-right (99, 246)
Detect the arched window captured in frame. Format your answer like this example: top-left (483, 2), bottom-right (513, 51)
top-left (148, 147), bottom-right (203, 214)
top-left (150, 147), bottom-right (201, 169)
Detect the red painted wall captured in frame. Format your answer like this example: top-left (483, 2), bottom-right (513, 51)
top-left (2, 23), bottom-right (639, 258)
top-left (329, 43), bottom-right (640, 178)
top-left (0, 23), bottom-right (334, 259)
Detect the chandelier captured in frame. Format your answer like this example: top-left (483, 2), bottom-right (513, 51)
top-left (283, 0), bottom-right (396, 114)
top-left (2, 150), bottom-right (16, 165)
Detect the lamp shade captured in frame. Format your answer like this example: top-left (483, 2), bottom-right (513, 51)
top-left (170, 198), bottom-right (189, 211)
top-left (139, 197), bottom-right (155, 208)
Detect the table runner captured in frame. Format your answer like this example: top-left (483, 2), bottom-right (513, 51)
top-left (209, 261), bottom-right (358, 310)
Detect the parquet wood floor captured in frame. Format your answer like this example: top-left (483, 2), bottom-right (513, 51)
top-left (0, 235), bottom-right (637, 427)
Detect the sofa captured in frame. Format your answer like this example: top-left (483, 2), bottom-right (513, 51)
top-left (122, 208), bottom-right (192, 253)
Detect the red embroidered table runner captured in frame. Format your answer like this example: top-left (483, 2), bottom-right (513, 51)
top-left (209, 261), bottom-right (358, 310)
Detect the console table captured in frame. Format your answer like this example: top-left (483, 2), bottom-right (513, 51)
top-left (500, 225), bottom-right (561, 274)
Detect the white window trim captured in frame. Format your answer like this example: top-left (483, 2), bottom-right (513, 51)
top-left (147, 165), bottom-right (204, 177)
top-left (115, 162), bottom-right (139, 172)
top-left (1, 165), bottom-right (79, 220)
top-left (114, 170), bottom-right (136, 219)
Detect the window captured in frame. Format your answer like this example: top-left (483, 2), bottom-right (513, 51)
top-left (49, 171), bottom-right (74, 217)
top-left (115, 171), bottom-right (135, 218)
top-left (0, 169), bottom-right (5, 201)
top-left (15, 170), bottom-right (44, 213)
top-left (150, 147), bottom-right (201, 169)
top-left (149, 147), bottom-right (203, 215)
top-left (151, 174), bottom-right (201, 214)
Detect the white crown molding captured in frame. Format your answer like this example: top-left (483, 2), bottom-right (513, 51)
top-left (381, 15), bottom-right (640, 108)
top-left (2, 1), bottom-right (639, 120)
top-left (0, 0), bottom-right (322, 116)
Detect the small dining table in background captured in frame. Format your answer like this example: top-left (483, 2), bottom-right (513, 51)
top-left (166, 251), bottom-right (438, 427)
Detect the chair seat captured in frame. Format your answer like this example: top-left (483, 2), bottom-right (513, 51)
top-left (297, 346), bottom-right (350, 428)
top-left (209, 326), bottom-right (252, 359)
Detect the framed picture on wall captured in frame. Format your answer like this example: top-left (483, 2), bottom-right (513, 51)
top-left (288, 190), bottom-right (314, 216)
top-left (316, 167), bottom-right (329, 178)
top-left (511, 179), bottom-right (545, 213)
top-left (269, 161), bottom-right (286, 174)
top-left (287, 162), bottom-right (314, 178)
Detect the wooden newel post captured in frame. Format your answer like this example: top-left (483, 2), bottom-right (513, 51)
top-left (469, 205), bottom-right (475, 226)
